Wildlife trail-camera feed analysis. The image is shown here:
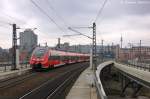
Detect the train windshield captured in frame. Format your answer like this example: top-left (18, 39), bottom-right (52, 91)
top-left (33, 48), bottom-right (47, 57)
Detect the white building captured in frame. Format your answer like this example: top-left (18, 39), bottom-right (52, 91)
top-left (20, 29), bottom-right (37, 52)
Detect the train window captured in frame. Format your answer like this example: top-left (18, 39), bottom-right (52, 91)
top-left (48, 56), bottom-right (51, 60)
top-left (65, 56), bottom-right (69, 60)
top-left (62, 56), bottom-right (69, 61)
top-left (70, 56), bottom-right (72, 60)
top-left (60, 56), bottom-right (63, 61)
top-left (71, 56), bottom-right (73, 60)
top-left (72, 56), bottom-right (76, 60)
top-left (33, 48), bottom-right (47, 57)
top-left (60, 56), bottom-right (66, 61)
top-left (49, 56), bottom-right (60, 60)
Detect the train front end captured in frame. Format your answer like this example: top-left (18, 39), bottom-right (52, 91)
top-left (30, 47), bottom-right (49, 70)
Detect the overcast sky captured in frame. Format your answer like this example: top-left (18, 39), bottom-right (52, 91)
top-left (0, 0), bottom-right (150, 48)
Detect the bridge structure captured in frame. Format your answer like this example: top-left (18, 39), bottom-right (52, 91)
top-left (95, 60), bottom-right (150, 99)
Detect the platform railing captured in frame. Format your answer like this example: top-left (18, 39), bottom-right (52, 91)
top-left (94, 61), bottom-right (114, 99)
top-left (116, 61), bottom-right (150, 72)
top-left (0, 62), bottom-right (30, 72)
top-left (95, 73), bottom-right (107, 99)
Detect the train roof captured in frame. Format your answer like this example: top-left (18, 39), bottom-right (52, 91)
top-left (50, 49), bottom-right (89, 56)
top-left (34, 47), bottom-right (89, 56)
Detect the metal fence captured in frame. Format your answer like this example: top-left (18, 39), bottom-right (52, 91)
top-left (0, 62), bottom-right (30, 72)
top-left (117, 45), bottom-right (150, 72)
top-left (118, 61), bottom-right (150, 72)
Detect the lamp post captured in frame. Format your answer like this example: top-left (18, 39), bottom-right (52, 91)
top-left (64, 22), bottom-right (97, 71)
top-left (128, 43), bottom-right (132, 63)
top-left (12, 24), bottom-right (20, 70)
top-left (11, 25), bottom-right (37, 70)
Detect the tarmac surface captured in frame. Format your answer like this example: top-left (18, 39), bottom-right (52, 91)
top-left (66, 67), bottom-right (97, 99)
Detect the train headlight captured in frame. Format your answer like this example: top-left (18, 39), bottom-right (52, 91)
top-left (32, 59), bottom-right (36, 61)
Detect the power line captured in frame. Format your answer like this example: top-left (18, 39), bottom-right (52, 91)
top-left (68, 27), bottom-right (93, 39)
top-left (0, 11), bottom-right (26, 24)
top-left (46, 0), bottom-right (69, 28)
top-left (94, 0), bottom-right (108, 22)
top-left (30, 0), bottom-right (65, 33)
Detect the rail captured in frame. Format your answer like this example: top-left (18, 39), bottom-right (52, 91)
top-left (18, 63), bottom-right (88, 99)
top-left (117, 61), bottom-right (150, 72)
top-left (0, 72), bottom-right (36, 89)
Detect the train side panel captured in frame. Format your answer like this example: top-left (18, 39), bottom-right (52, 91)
top-left (30, 47), bottom-right (90, 70)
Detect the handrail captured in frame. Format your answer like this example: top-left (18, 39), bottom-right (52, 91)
top-left (0, 62), bottom-right (29, 67)
top-left (95, 61), bottom-right (114, 99)
top-left (0, 62), bottom-right (30, 72)
top-left (95, 60), bottom-right (150, 99)
top-left (117, 61), bottom-right (150, 72)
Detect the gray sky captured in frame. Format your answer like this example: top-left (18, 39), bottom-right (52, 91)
top-left (0, 0), bottom-right (150, 48)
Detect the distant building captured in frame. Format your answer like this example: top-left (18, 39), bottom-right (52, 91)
top-left (117, 46), bottom-right (150, 62)
top-left (20, 29), bottom-right (37, 52)
top-left (19, 29), bottom-right (38, 62)
top-left (55, 42), bottom-right (91, 53)
top-left (0, 47), bottom-right (10, 62)
top-left (55, 42), bottom-right (70, 52)
top-left (55, 42), bottom-right (118, 58)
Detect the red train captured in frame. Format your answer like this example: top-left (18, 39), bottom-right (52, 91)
top-left (30, 47), bottom-right (89, 70)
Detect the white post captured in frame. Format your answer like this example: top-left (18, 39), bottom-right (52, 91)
top-left (16, 49), bottom-right (20, 69)
top-left (90, 48), bottom-right (93, 69)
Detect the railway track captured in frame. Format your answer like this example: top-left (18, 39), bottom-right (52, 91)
top-left (0, 71), bottom-right (31, 83)
top-left (0, 62), bottom-right (89, 99)
top-left (19, 62), bottom-right (88, 99)
top-left (46, 66), bottom-right (85, 99)
top-left (0, 72), bottom-right (36, 89)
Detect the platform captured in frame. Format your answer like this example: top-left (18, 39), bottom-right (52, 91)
top-left (0, 66), bottom-right (31, 80)
top-left (66, 67), bottom-right (98, 99)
